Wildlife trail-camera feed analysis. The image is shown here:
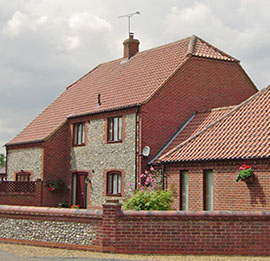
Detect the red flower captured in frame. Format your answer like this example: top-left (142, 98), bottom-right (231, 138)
top-left (239, 164), bottom-right (250, 170)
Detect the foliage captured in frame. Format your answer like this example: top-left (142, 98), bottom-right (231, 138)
top-left (123, 189), bottom-right (174, 211)
top-left (46, 178), bottom-right (66, 192)
top-left (58, 201), bottom-right (70, 208)
top-left (71, 204), bottom-right (80, 209)
top-left (123, 167), bottom-right (174, 211)
top-left (0, 154), bottom-right (6, 168)
top-left (234, 164), bottom-right (254, 182)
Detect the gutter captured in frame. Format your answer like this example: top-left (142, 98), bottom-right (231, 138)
top-left (5, 139), bottom-right (45, 147)
top-left (67, 104), bottom-right (141, 119)
top-left (134, 107), bottom-right (140, 189)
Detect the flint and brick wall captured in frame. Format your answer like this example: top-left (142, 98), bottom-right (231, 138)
top-left (71, 113), bottom-right (136, 208)
top-left (0, 205), bottom-right (103, 251)
top-left (166, 158), bottom-right (270, 211)
top-left (7, 147), bottom-right (43, 180)
top-left (0, 201), bottom-right (269, 256)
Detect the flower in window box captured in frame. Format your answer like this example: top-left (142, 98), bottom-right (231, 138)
top-left (71, 204), bottom-right (79, 209)
top-left (234, 165), bottom-right (255, 183)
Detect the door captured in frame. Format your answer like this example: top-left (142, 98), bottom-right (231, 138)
top-left (72, 172), bottom-right (88, 208)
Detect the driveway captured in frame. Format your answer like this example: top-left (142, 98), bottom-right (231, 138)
top-left (0, 243), bottom-right (270, 261)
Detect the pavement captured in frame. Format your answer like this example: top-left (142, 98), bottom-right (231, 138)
top-left (0, 243), bottom-right (270, 261)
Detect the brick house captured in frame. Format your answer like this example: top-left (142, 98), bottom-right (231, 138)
top-left (5, 34), bottom-right (257, 208)
top-left (155, 86), bottom-right (270, 211)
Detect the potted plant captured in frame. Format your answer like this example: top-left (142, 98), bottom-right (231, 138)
top-left (46, 178), bottom-right (66, 192)
top-left (58, 201), bottom-right (70, 208)
top-left (234, 164), bottom-right (255, 184)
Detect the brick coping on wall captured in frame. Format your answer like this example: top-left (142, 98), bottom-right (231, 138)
top-left (0, 204), bottom-right (269, 219)
top-left (0, 205), bottom-right (102, 218)
top-left (121, 210), bottom-right (270, 217)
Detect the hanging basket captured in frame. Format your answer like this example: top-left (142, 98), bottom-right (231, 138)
top-left (243, 174), bottom-right (255, 184)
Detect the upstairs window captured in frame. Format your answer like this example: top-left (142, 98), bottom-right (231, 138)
top-left (73, 122), bottom-right (85, 146)
top-left (16, 172), bottom-right (30, 181)
top-left (107, 172), bottom-right (122, 196)
top-left (108, 117), bottom-right (122, 142)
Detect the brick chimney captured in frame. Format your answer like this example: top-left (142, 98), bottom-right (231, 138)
top-left (123, 33), bottom-right (140, 59)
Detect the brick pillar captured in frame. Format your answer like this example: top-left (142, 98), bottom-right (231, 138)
top-left (35, 179), bottom-right (43, 206)
top-left (101, 199), bottom-right (121, 253)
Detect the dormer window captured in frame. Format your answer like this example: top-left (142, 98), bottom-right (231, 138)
top-left (107, 117), bottom-right (122, 143)
top-left (73, 122), bottom-right (85, 146)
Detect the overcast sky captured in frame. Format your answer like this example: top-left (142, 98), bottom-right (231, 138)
top-left (0, 0), bottom-right (269, 154)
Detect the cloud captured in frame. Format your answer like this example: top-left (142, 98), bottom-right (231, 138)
top-left (163, 2), bottom-right (237, 42)
top-left (0, 0), bottom-right (270, 154)
top-left (4, 10), bottom-right (48, 35)
top-left (69, 12), bottom-right (112, 32)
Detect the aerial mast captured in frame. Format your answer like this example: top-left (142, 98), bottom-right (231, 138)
top-left (118, 11), bottom-right (141, 36)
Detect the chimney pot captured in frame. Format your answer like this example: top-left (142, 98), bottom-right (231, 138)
top-left (123, 33), bottom-right (140, 59)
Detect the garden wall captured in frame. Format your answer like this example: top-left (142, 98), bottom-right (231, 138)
top-left (0, 200), bottom-right (269, 255)
top-left (0, 179), bottom-right (43, 206)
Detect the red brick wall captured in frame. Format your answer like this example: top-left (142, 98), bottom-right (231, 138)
top-left (140, 57), bottom-right (257, 167)
top-left (116, 211), bottom-right (270, 255)
top-left (166, 158), bottom-right (270, 211)
top-left (42, 123), bottom-right (71, 207)
top-left (0, 180), bottom-right (43, 206)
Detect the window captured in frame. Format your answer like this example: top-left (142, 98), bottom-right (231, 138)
top-left (16, 172), bottom-right (30, 181)
top-left (73, 122), bottom-right (85, 146)
top-left (203, 170), bottom-right (213, 211)
top-left (180, 170), bottom-right (188, 211)
top-left (108, 117), bottom-right (122, 142)
top-left (107, 172), bottom-right (122, 196)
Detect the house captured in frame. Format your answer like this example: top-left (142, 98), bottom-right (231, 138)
top-left (5, 34), bottom-right (257, 208)
top-left (155, 86), bottom-right (270, 211)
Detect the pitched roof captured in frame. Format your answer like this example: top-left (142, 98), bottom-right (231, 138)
top-left (150, 106), bottom-right (235, 164)
top-left (159, 86), bottom-right (270, 163)
top-left (7, 35), bottom-right (238, 145)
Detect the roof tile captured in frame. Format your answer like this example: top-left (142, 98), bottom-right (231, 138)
top-left (8, 35), bottom-right (238, 145)
top-left (159, 87), bottom-right (270, 162)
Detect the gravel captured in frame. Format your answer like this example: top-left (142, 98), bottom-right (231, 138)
top-left (0, 243), bottom-right (269, 261)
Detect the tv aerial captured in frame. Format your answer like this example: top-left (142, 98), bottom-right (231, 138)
top-left (118, 11), bottom-right (141, 36)
top-left (141, 146), bottom-right (150, 157)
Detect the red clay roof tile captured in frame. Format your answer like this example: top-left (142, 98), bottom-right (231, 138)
top-left (159, 86), bottom-right (270, 162)
top-left (7, 35), bottom-right (238, 145)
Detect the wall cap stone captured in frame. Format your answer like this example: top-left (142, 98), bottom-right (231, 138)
top-left (120, 210), bottom-right (270, 218)
top-left (0, 205), bottom-right (102, 217)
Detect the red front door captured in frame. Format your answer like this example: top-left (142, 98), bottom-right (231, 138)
top-left (72, 172), bottom-right (87, 208)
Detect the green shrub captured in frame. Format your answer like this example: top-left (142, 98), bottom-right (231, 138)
top-left (123, 189), bottom-right (174, 210)
top-left (58, 201), bottom-right (70, 208)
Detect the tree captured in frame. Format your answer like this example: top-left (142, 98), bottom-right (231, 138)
top-left (0, 154), bottom-right (6, 168)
